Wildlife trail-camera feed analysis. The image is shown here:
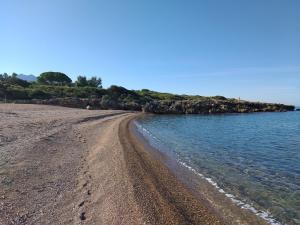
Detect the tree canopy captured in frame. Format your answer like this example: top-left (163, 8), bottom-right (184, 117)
top-left (75, 76), bottom-right (88, 87)
top-left (75, 75), bottom-right (102, 88)
top-left (37, 72), bottom-right (72, 85)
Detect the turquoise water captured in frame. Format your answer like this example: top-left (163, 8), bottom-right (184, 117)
top-left (136, 112), bottom-right (300, 225)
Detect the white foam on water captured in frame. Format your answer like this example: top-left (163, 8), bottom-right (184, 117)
top-left (134, 121), bottom-right (282, 225)
top-left (134, 121), bottom-right (160, 141)
top-left (178, 160), bottom-right (282, 225)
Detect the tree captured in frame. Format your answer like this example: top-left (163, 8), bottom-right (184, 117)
top-left (87, 76), bottom-right (102, 88)
top-left (75, 75), bottom-right (102, 88)
top-left (0, 73), bottom-right (9, 81)
top-left (37, 72), bottom-right (72, 85)
top-left (75, 75), bottom-right (88, 87)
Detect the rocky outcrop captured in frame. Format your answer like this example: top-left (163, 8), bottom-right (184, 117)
top-left (142, 100), bottom-right (295, 114)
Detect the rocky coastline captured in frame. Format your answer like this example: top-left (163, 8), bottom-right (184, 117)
top-left (11, 97), bottom-right (295, 114)
top-left (142, 99), bottom-right (295, 114)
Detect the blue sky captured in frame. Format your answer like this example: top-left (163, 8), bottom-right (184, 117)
top-left (1, 0), bottom-right (299, 105)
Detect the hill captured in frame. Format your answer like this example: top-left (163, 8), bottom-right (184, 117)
top-left (17, 74), bottom-right (37, 82)
top-left (0, 73), bottom-right (295, 114)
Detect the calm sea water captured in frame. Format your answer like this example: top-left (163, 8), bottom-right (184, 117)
top-left (136, 112), bottom-right (300, 225)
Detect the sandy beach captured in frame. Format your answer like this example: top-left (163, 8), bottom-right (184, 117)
top-left (0, 104), bottom-right (267, 225)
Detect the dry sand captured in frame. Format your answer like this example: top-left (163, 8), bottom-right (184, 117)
top-left (0, 104), bottom-right (263, 225)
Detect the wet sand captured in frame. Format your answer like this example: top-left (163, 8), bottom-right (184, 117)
top-left (0, 104), bottom-right (266, 225)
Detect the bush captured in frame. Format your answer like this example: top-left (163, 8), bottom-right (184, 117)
top-left (6, 86), bottom-right (30, 99)
top-left (100, 94), bottom-right (119, 109)
top-left (28, 89), bottom-right (51, 99)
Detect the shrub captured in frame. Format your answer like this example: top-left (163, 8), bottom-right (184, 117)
top-left (28, 89), bottom-right (51, 99)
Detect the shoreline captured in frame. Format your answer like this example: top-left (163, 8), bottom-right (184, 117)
top-left (119, 114), bottom-right (226, 224)
top-left (128, 114), bottom-right (271, 225)
top-left (0, 104), bottom-right (280, 224)
top-left (0, 104), bottom-right (225, 224)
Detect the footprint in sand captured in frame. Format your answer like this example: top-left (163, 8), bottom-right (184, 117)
top-left (79, 212), bottom-right (86, 221)
top-left (78, 201), bottom-right (85, 207)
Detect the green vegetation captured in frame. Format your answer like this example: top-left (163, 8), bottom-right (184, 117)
top-left (75, 75), bottom-right (102, 88)
top-left (0, 72), bottom-right (104, 100)
top-left (37, 72), bottom-right (72, 85)
top-left (0, 72), bottom-right (195, 103)
top-left (0, 72), bottom-right (295, 113)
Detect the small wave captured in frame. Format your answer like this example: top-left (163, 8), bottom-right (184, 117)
top-left (178, 160), bottom-right (282, 225)
top-left (134, 121), bottom-right (282, 225)
top-left (134, 121), bottom-right (160, 141)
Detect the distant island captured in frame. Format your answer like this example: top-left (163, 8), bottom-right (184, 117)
top-left (0, 72), bottom-right (295, 114)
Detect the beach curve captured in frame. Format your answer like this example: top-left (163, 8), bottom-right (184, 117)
top-left (0, 104), bottom-right (258, 225)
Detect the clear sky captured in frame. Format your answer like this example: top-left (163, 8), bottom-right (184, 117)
top-left (1, 0), bottom-right (299, 105)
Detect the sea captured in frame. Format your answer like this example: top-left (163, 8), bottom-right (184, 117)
top-left (135, 111), bottom-right (300, 225)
